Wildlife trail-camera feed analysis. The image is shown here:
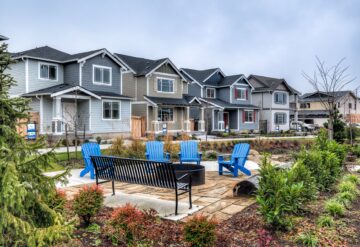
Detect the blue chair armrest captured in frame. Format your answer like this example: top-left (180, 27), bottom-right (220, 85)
top-left (145, 153), bottom-right (149, 160)
top-left (198, 152), bottom-right (202, 160)
top-left (165, 152), bottom-right (171, 160)
top-left (178, 152), bottom-right (182, 159)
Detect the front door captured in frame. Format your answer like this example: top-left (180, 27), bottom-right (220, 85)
top-left (62, 102), bottom-right (76, 131)
top-left (223, 112), bottom-right (229, 130)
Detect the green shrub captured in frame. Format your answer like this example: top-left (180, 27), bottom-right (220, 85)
top-left (256, 156), bottom-right (305, 229)
top-left (126, 139), bottom-right (146, 159)
top-left (325, 199), bottom-right (345, 217)
top-left (317, 215), bottom-right (334, 227)
top-left (96, 136), bottom-right (102, 144)
top-left (48, 189), bottom-right (67, 214)
top-left (351, 145), bottom-right (360, 157)
top-left (337, 181), bottom-right (359, 195)
top-left (72, 185), bottom-right (104, 225)
top-left (110, 137), bottom-right (126, 156)
top-left (183, 214), bottom-right (217, 247)
top-left (336, 191), bottom-right (355, 207)
top-left (342, 174), bottom-right (360, 185)
top-left (288, 160), bottom-right (317, 201)
top-left (296, 232), bottom-right (318, 247)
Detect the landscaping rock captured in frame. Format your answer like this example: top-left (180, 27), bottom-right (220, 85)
top-left (248, 149), bottom-right (261, 164)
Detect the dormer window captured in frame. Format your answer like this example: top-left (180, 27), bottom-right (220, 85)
top-left (274, 92), bottom-right (287, 104)
top-left (157, 78), bottom-right (174, 93)
top-left (39, 63), bottom-right (58, 81)
top-left (235, 88), bottom-right (248, 100)
top-left (206, 88), bottom-right (215, 98)
top-left (93, 65), bottom-right (112, 85)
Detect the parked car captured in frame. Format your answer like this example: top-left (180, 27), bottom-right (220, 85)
top-left (290, 121), bottom-right (315, 131)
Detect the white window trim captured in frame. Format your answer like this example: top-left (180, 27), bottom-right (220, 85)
top-left (93, 64), bottom-right (112, 86)
top-left (235, 87), bottom-right (247, 101)
top-left (206, 88), bottom-right (216, 98)
top-left (274, 91), bottom-right (287, 105)
top-left (102, 100), bottom-right (121, 121)
top-left (274, 112), bottom-right (287, 125)
top-left (158, 107), bottom-right (175, 123)
top-left (156, 77), bottom-right (175, 94)
top-left (244, 110), bottom-right (254, 123)
top-left (38, 62), bottom-right (59, 81)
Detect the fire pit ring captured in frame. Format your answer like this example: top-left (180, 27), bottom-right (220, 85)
top-left (173, 164), bottom-right (205, 186)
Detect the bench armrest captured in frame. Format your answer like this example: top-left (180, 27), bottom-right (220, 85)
top-left (176, 173), bottom-right (192, 187)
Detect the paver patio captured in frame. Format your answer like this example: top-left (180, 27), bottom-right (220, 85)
top-left (60, 160), bottom-right (261, 221)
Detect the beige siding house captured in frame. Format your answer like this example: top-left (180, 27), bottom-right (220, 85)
top-left (114, 53), bottom-right (204, 134)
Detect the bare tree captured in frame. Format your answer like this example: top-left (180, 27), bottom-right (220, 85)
top-left (303, 57), bottom-right (355, 140)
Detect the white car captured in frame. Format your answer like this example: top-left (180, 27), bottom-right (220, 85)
top-left (290, 121), bottom-right (315, 131)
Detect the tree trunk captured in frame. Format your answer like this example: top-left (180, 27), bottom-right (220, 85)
top-left (328, 110), bottom-right (334, 140)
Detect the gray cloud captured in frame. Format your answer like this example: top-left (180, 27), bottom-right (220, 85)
top-left (1, 0), bottom-right (359, 93)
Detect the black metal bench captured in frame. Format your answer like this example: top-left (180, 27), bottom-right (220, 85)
top-left (90, 156), bottom-right (192, 215)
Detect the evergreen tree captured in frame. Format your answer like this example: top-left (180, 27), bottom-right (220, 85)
top-left (324, 108), bottom-right (346, 143)
top-left (0, 42), bottom-right (72, 246)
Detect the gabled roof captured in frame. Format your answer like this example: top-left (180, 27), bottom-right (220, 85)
top-left (180, 68), bottom-right (219, 83)
top-left (144, 95), bottom-right (200, 107)
top-left (199, 98), bottom-right (259, 109)
top-left (0, 35), bottom-right (9, 41)
top-left (300, 90), bottom-right (356, 102)
top-left (248, 74), bottom-right (298, 94)
top-left (22, 83), bottom-right (132, 100)
top-left (114, 53), bottom-right (187, 81)
top-left (10, 46), bottom-right (128, 69)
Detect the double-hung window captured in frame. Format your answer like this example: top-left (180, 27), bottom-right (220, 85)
top-left (93, 65), bottom-right (112, 85)
top-left (274, 112), bottom-right (287, 125)
top-left (158, 108), bottom-right (173, 121)
top-left (206, 88), bottom-right (215, 98)
top-left (274, 92), bottom-right (287, 104)
top-left (39, 63), bottom-right (57, 80)
top-left (103, 101), bottom-right (120, 120)
top-left (235, 88), bottom-right (247, 100)
top-left (157, 78), bottom-right (174, 93)
top-left (244, 110), bottom-right (254, 123)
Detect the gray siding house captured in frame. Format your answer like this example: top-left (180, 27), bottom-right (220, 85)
top-left (248, 75), bottom-right (299, 133)
top-left (181, 68), bottom-right (260, 133)
top-left (114, 53), bottom-right (203, 134)
top-left (8, 46), bottom-right (133, 137)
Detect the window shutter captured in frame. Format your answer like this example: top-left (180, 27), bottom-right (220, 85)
top-left (245, 89), bottom-right (248, 100)
top-left (253, 111), bottom-right (256, 122)
top-left (242, 111), bottom-right (245, 123)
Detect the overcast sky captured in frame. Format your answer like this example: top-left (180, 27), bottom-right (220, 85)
top-left (1, 0), bottom-right (359, 93)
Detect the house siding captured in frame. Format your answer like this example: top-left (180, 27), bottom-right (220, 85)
top-left (188, 82), bottom-right (202, 97)
top-left (132, 103), bottom-right (147, 117)
top-left (136, 77), bottom-right (147, 100)
top-left (8, 60), bottom-right (26, 96)
top-left (238, 109), bottom-right (259, 131)
top-left (64, 62), bottom-right (79, 85)
top-left (81, 54), bottom-right (121, 94)
top-left (28, 59), bottom-right (64, 92)
top-left (205, 71), bottom-right (223, 85)
top-left (29, 97), bottom-right (40, 112)
top-left (42, 96), bottom-right (53, 133)
top-left (90, 99), bottom-right (131, 133)
top-left (230, 84), bottom-right (252, 105)
top-left (155, 63), bottom-right (177, 74)
top-left (122, 72), bottom-right (136, 98)
top-left (148, 74), bottom-right (183, 98)
top-left (78, 100), bottom-right (90, 131)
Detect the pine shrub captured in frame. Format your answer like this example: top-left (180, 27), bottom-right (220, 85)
top-left (72, 185), bottom-right (104, 225)
top-left (183, 214), bottom-right (217, 247)
top-left (0, 42), bottom-right (72, 246)
top-left (110, 137), bottom-right (126, 156)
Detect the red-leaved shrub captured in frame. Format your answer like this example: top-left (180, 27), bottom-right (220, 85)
top-left (72, 185), bottom-right (104, 225)
top-left (183, 214), bottom-right (218, 247)
top-left (103, 203), bottom-right (158, 245)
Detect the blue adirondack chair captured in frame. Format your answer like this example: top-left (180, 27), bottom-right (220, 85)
top-left (145, 141), bottom-right (170, 162)
top-left (80, 142), bottom-right (101, 179)
top-left (218, 143), bottom-right (251, 177)
top-left (179, 141), bottom-right (202, 165)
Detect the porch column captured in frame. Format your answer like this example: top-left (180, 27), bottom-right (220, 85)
top-left (52, 97), bottom-right (62, 134)
top-left (199, 107), bottom-right (205, 132)
top-left (218, 109), bottom-right (224, 130)
top-left (184, 106), bottom-right (190, 132)
top-left (152, 106), bottom-right (159, 133)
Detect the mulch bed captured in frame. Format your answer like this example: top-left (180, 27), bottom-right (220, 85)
top-left (67, 178), bottom-right (360, 247)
